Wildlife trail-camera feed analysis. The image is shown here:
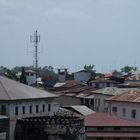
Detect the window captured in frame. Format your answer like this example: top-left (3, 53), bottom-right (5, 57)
top-left (131, 110), bottom-right (136, 118)
top-left (130, 138), bottom-right (137, 140)
top-left (122, 108), bottom-right (126, 117)
top-left (48, 104), bottom-right (51, 112)
top-left (90, 99), bottom-right (94, 105)
top-left (114, 138), bottom-right (120, 140)
top-left (97, 138), bottom-right (103, 140)
top-left (97, 127), bottom-right (104, 130)
top-left (22, 106), bottom-right (25, 114)
top-left (15, 106), bottom-right (18, 115)
top-left (29, 105), bottom-right (32, 114)
top-left (114, 127), bottom-right (120, 130)
top-left (1, 105), bottom-right (6, 115)
top-left (42, 104), bottom-right (45, 112)
top-left (112, 107), bottom-right (117, 112)
top-left (36, 105), bottom-right (39, 113)
top-left (98, 99), bottom-right (100, 106)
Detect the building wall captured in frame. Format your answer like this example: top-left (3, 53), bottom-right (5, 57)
top-left (74, 72), bottom-right (91, 82)
top-left (58, 75), bottom-right (66, 82)
top-left (0, 98), bottom-right (60, 140)
top-left (91, 83), bottom-right (115, 89)
top-left (26, 74), bottom-right (36, 85)
top-left (94, 94), bottom-right (111, 111)
top-left (106, 101), bottom-right (140, 122)
top-left (54, 95), bottom-right (81, 107)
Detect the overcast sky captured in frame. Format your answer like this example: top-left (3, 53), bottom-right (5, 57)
top-left (0, 0), bottom-right (140, 72)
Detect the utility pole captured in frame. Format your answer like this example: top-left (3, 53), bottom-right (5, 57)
top-left (30, 30), bottom-right (40, 86)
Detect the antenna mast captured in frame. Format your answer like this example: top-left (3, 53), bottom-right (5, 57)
top-left (30, 30), bottom-right (40, 85)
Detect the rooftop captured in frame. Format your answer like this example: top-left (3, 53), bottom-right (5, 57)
top-left (0, 76), bottom-right (57, 101)
top-left (64, 105), bottom-right (95, 116)
top-left (92, 87), bottom-right (136, 96)
top-left (106, 89), bottom-right (140, 103)
top-left (85, 112), bottom-right (140, 127)
top-left (90, 79), bottom-right (118, 84)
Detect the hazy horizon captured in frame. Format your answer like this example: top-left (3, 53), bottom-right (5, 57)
top-left (0, 0), bottom-right (140, 73)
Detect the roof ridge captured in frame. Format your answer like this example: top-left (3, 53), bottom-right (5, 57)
top-left (0, 77), bottom-right (11, 100)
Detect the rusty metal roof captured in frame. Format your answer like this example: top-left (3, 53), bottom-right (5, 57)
top-left (92, 87), bottom-right (136, 96)
top-left (0, 76), bottom-right (57, 101)
top-left (106, 89), bottom-right (140, 103)
top-left (85, 112), bottom-right (140, 127)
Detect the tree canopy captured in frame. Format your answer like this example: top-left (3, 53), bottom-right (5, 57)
top-left (84, 64), bottom-right (95, 71)
top-left (121, 66), bottom-right (137, 74)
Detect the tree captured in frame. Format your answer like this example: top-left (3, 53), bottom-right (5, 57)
top-left (84, 64), bottom-right (95, 71)
top-left (6, 69), bottom-right (17, 80)
top-left (121, 66), bottom-right (137, 74)
top-left (20, 67), bottom-right (27, 84)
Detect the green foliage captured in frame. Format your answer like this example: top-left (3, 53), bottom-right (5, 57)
top-left (84, 64), bottom-right (95, 71)
top-left (6, 69), bottom-right (17, 80)
top-left (20, 67), bottom-right (27, 84)
top-left (121, 66), bottom-right (137, 74)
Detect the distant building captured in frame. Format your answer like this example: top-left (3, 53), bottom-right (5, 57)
top-left (85, 112), bottom-right (140, 140)
top-left (74, 70), bottom-right (92, 82)
top-left (25, 70), bottom-right (36, 85)
top-left (57, 68), bottom-right (68, 82)
top-left (92, 87), bottom-right (133, 111)
top-left (106, 89), bottom-right (140, 122)
top-left (89, 79), bottom-right (118, 89)
top-left (0, 76), bottom-right (59, 140)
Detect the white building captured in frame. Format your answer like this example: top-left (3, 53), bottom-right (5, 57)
top-left (92, 87), bottom-right (133, 111)
top-left (74, 70), bottom-right (92, 82)
top-left (0, 76), bottom-right (59, 140)
top-left (25, 69), bottom-right (36, 85)
top-left (106, 89), bottom-right (140, 122)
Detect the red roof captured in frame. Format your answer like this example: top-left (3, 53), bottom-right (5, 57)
top-left (85, 112), bottom-right (140, 127)
top-left (104, 73), bottom-right (112, 78)
top-left (86, 132), bottom-right (140, 137)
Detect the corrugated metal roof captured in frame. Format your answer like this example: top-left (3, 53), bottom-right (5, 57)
top-left (92, 87), bottom-right (135, 96)
top-left (70, 105), bottom-right (95, 116)
top-left (107, 89), bottom-right (140, 103)
top-left (0, 76), bottom-right (57, 101)
top-left (54, 82), bottom-right (66, 88)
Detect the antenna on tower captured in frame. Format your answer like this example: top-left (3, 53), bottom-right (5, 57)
top-left (30, 30), bottom-right (40, 86)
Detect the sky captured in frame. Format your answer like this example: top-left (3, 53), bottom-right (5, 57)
top-left (0, 0), bottom-right (140, 73)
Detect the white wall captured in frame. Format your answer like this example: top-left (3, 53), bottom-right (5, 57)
top-left (0, 99), bottom-right (60, 140)
top-left (106, 101), bottom-right (140, 122)
top-left (26, 74), bottom-right (36, 85)
top-left (74, 72), bottom-right (91, 82)
top-left (94, 94), bottom-right (111, 111)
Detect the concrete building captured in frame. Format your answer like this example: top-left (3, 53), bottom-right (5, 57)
top-left (89, 79), bottom-right (118, 89)
top-left (106, 89), bottom-right (140, 122)
top-left (25, 70), bottom-right (36, 85)
top-left (85, 112), bottom-right (140, 140)
top-left (0, 76), bottom-right (59, 140)
top-left (74, 70), bottom-right (92, 82)
top-left (57, 68), bottom-right (68, 82)
top-left (92, 87), bottom-right (134, 112)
